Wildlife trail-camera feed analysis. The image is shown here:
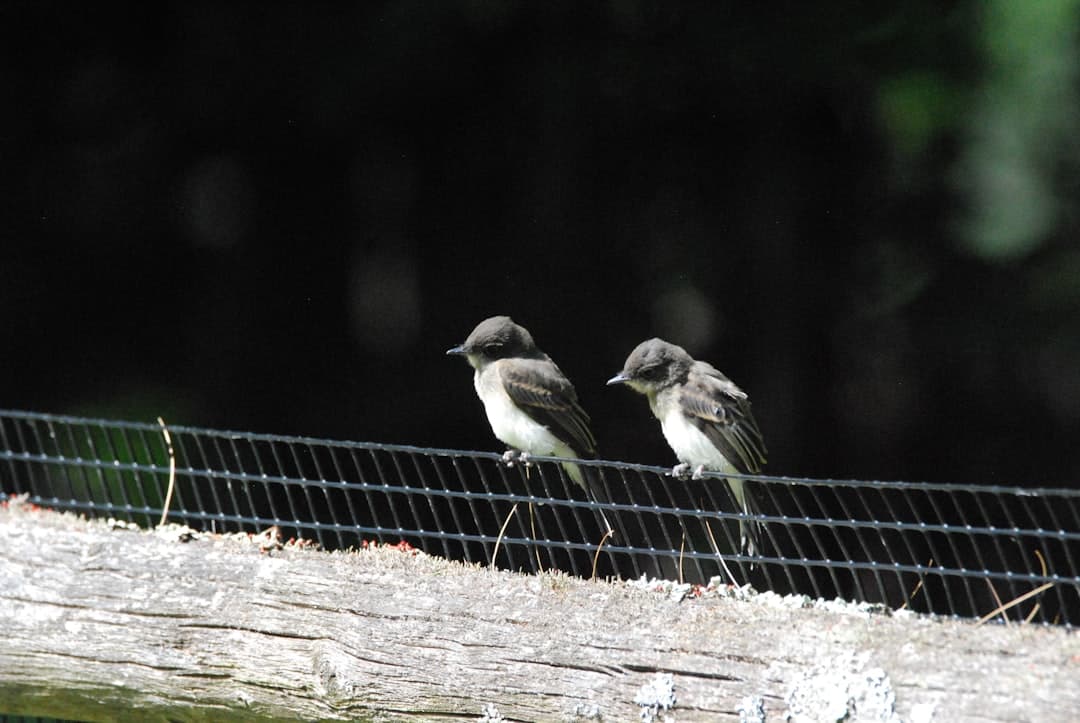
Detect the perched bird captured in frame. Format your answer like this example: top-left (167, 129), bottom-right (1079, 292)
top-left (607, 338), bottom-right (766, 556)
top-left (447, 316), bottom-right (612, 534)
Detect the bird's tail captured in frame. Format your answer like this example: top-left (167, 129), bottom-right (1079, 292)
top-left (727, 477), bottom-right (763, 560)
top-left (564, 460), bottom-right (617, 543)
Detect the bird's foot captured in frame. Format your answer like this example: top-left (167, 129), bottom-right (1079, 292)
top-left (501, 449), bottom-right (532, 468)
top-left (671, 463), bottom-right (693, 480)
top-left (671, 463), bottom-right (708, 480)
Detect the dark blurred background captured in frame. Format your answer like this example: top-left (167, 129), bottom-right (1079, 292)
top-left (4, 2), bottom-right (1080, 487)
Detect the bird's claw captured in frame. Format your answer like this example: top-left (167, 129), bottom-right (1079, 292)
top-left (501, 450), bottom-right (532, 468)
top-left (671, 463), bottom-right (707, 480)
top-left (671, 463), bottom-right (693, 480)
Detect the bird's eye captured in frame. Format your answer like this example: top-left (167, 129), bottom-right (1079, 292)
top-left (482, 343), bottom-right (501, 356)
top-left (639, 365), bottom-right (663, 380)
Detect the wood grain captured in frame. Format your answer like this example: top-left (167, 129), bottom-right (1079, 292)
top-left (0, 502), bottom-right (1076, 722)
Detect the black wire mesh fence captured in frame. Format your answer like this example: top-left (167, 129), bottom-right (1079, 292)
top-left (1, 408), bottom-right (1078, 626)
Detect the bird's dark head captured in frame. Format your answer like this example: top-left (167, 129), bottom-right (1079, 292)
top-left (607, 338), bottom-right (692, 394)
top-left (446, 316), bottom-right (540, 369)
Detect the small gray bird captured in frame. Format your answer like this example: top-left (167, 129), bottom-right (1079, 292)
top-left (607, 338), bottom-right (766, 556)
top-left (448, 316), bottom-right (612, 534)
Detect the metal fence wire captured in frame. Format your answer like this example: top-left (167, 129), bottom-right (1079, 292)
top-left (1, 409), bottom-right (1078, 626)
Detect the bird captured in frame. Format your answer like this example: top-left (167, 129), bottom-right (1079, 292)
top-left (607, 338), bottom-right (766, 557)
top-left (447, 316), bottom-right (613, 536)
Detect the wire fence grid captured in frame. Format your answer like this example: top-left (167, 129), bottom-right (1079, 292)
top-left (1, 408), bottom-right (1077, 627)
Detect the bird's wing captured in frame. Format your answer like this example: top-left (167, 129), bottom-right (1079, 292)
top-left (499, 359), bottom-right (597, 456)
top-left (678, 362), bottom-right (767, 473)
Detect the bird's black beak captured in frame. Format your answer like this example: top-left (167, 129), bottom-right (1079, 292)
top-left (606, 372), bottom-right (631, 386)
top-left (446, 345), bottom-right (467, 356)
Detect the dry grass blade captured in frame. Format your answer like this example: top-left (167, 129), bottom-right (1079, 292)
top-left (591, 528), bottom-right (614, 582)
top-left (529, 502), bottom-right (544, 572)
top-left (900, 558), bottom-right (933, 611)
top-left (1023, 549), bottom-right (1050, 623)
top-left (156, 417), bottom-right (176, 527)
top-left (976, 582), bottom-right (1055, 626)
top-left (704, 518), bottom-right (740, 587)
top-left (678, 533), bottom-right (686, 585)
top-left (984, 580), bottom-right (1010, 626)
top-left (492, 503), bottom-right (519, 569)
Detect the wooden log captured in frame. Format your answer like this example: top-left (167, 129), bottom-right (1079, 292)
top-left (0, 501), bottom-right (1077, 722)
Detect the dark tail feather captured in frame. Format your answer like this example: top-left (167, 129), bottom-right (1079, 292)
top-left (572, 462), bottom-right (617, 543)
top-left (738, 479), bottom-right (763, 562)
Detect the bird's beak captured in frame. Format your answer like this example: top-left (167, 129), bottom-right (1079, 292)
top-left (446, 345), bottom-right (467, 356)
top-left (606, 372), bottom-right (631, 386)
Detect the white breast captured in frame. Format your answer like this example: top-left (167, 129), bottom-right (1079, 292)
top-left (474, 368), bottom-right (574, 459)
top-left (660, 407), bottom-right (738, 475)
top-left (660, 406), bottom-right (747, 511)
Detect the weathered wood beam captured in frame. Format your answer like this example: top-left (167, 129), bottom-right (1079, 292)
top-left (0, 503), bottom-right (1076, 721)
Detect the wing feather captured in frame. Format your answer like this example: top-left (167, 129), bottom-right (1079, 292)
top-left (500, 359), bottom-right (597, 456)
top-left (678, 363), bottom-right (766, 474)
